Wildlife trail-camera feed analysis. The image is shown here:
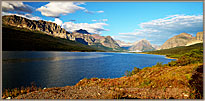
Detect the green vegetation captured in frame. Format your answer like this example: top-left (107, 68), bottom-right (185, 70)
top-left (90, 43), bottom-right (114, 51)
top-left (124, 67), bottom-right (141, 77)
top-left (3, 25), bottom-right (106, 51)
top-left (144, 43), bottom-right (203, 58)
top-left (166, 48), bottom-right (203, 66)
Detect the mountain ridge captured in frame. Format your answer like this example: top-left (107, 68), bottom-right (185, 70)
top-left (2, 15), bottom-right (121, 51)
top-left (159, 32), bottom-right (203, 50)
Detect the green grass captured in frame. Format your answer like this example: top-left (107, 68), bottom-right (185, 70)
top-left (144, 43), bottom-right (203, 58)
top-left (2, 25), bottom-right (105, 51)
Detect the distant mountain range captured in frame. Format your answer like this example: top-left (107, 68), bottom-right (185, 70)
top-left (2, 15), bottom-right (203, 52)
top-left (116, 31), bottom-right (203, 52)
top-left (2, 15), bottom-right (122, 51)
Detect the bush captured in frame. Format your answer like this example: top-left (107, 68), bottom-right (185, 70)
top-left (124, 67), bottom-right (141, 77)
top-left (167, 48), bottom-right (203, 67)
top-left (153, 62), bottom-right (163, 67)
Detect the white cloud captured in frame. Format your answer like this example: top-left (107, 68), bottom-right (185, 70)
top-left (62, 22), bottom-right (109, 34)
top-left (74, 2), bottom-right (86, 5)
top-left (118, 14), bottom-right (203, 45)
top-left (112, 35), bottom-right (138, 43)
top-left (2, 1), bottom-right (33, 13)
top-left (53, 18), bottom-right (63, 26)
top-left (91, 19), bottom-right (108, 22)
top-left (102, 19), bottom-right (108, 22)
top-left (36, 2), bottom-right (85, 18)
top-left (92, 20), bottom-right (97, 22)
top-left (139, 14), bottom-right (203, 34)
top-left (96, 10), bottom-right (104, 13)
top-left (2, 12), bottom-right (41, 20)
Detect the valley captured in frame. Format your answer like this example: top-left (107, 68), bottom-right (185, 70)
top-left (2, 15), bottom-right (203, 99)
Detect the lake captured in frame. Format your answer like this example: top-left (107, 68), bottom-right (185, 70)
top-left (2, 51), bottom-right (175, 90)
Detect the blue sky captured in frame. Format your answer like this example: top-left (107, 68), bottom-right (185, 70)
top-left (2, 1), bottom-right (203, 45)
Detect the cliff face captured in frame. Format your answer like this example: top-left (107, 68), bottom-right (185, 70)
top-left (91, 34), bottom-right (120, 49)
top-left (2, 15), bottom-right (69, 39)
top-left (196, 32), bottom-right (203, 41)
top-left (159, 33), bottom-right (195, 50)
top-left (129, 39), bottom-right (155, 52)
top-left (102, 36), bottom-right (120, 49)
top-left (159, 32), bottom-right (203, 49)
top-left (185, 32), bottom-right (203, 46)
top-left (2, 15), bottom-right (121, 50)
top-left (69, 32), bottom-right (95, 45)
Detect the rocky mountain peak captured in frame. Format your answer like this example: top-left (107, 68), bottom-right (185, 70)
top-left (75, 29), bottom-right (90, 34)
top-left (179, 33), bottom-right (193, 37)
top-left (196, 32), bottom-right (203, 41)
top-left (129, 39), bottom-right (155, 52)
top-left (159, 32), bottom-right (202, 49)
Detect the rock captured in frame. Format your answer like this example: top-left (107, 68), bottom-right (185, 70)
top-left (6, 97), bottom-right (11, 99)
top-left (129, 39), bottom-right (155, 52)
top-left (196, 32), bottom-right (203, 41)
top-left (75, 29), bottom-right (91, 34)
top-left (2, 15), bottom-right (69, 39)
top-left (159, 33), bottom-right (194, 50)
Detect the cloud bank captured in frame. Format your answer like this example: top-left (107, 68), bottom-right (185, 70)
top-left (2, 12), bottom-right (41, 21)
top-left (2, 1), bottom-right (33, 13)
top-left (53, 18), bottom-right (63, 26)
top-left (115, 14), bottom-right (203, 45)
top-left (36, 2), bottom-right (85, 18)
top-left (62, 22), bottom-right (109, 34)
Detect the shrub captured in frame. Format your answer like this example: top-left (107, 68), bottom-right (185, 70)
top-left (153, 62), bottom-right (163, 67)
top-left (124, 67), bottom-right (141, 77)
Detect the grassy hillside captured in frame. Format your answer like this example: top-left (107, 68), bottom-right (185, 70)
top-left (2, 25), bottom-right (103, 51)
top-left (144, 43), bottom-right (203, 58)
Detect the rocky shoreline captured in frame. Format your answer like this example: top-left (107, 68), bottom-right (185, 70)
top-left (10, 63), bottom-right (202, 99)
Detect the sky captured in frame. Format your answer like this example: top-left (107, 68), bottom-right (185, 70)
top-left (2, 1), bottom-right (203, 46)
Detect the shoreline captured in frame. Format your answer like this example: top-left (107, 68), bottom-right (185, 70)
top-left (133, 52), bottom-right (178, 60)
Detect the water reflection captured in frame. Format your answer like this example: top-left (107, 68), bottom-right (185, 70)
top-left (3, 54), bottom-right (112, 64)
top-left (3, 51), bottom-right (175, 89)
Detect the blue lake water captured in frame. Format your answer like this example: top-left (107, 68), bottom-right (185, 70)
top-left (2, 51), bottom-right (175, 90)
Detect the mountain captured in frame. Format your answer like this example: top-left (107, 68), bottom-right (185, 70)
top-left (2, 15), bottom-right (121, 51)
top-left (152, 44), bottom-right (160, 50)
top-left (75, 29), bottom-right (90, 34)
top-left (116, 40), bottom-right (134, 50)
top-left (2, 25), bottom-right (99, 51)
top-left (2, 15), bottom-right (69, 39)
top-left (91, 34), bottom-right (121, 50)
top-left (159, 32), bottom-right (203, 50)
top-left (129, 39), bottom-right (155, 52)
top-left (116, 40), bottom-right (133, 47)
top-left (186, 32), bottom-right (203, 46)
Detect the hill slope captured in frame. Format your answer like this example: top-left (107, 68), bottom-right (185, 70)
top-left (2, 25), bottom-right (101, 51)
top-left (144, 43), bottom-right (203, 58)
